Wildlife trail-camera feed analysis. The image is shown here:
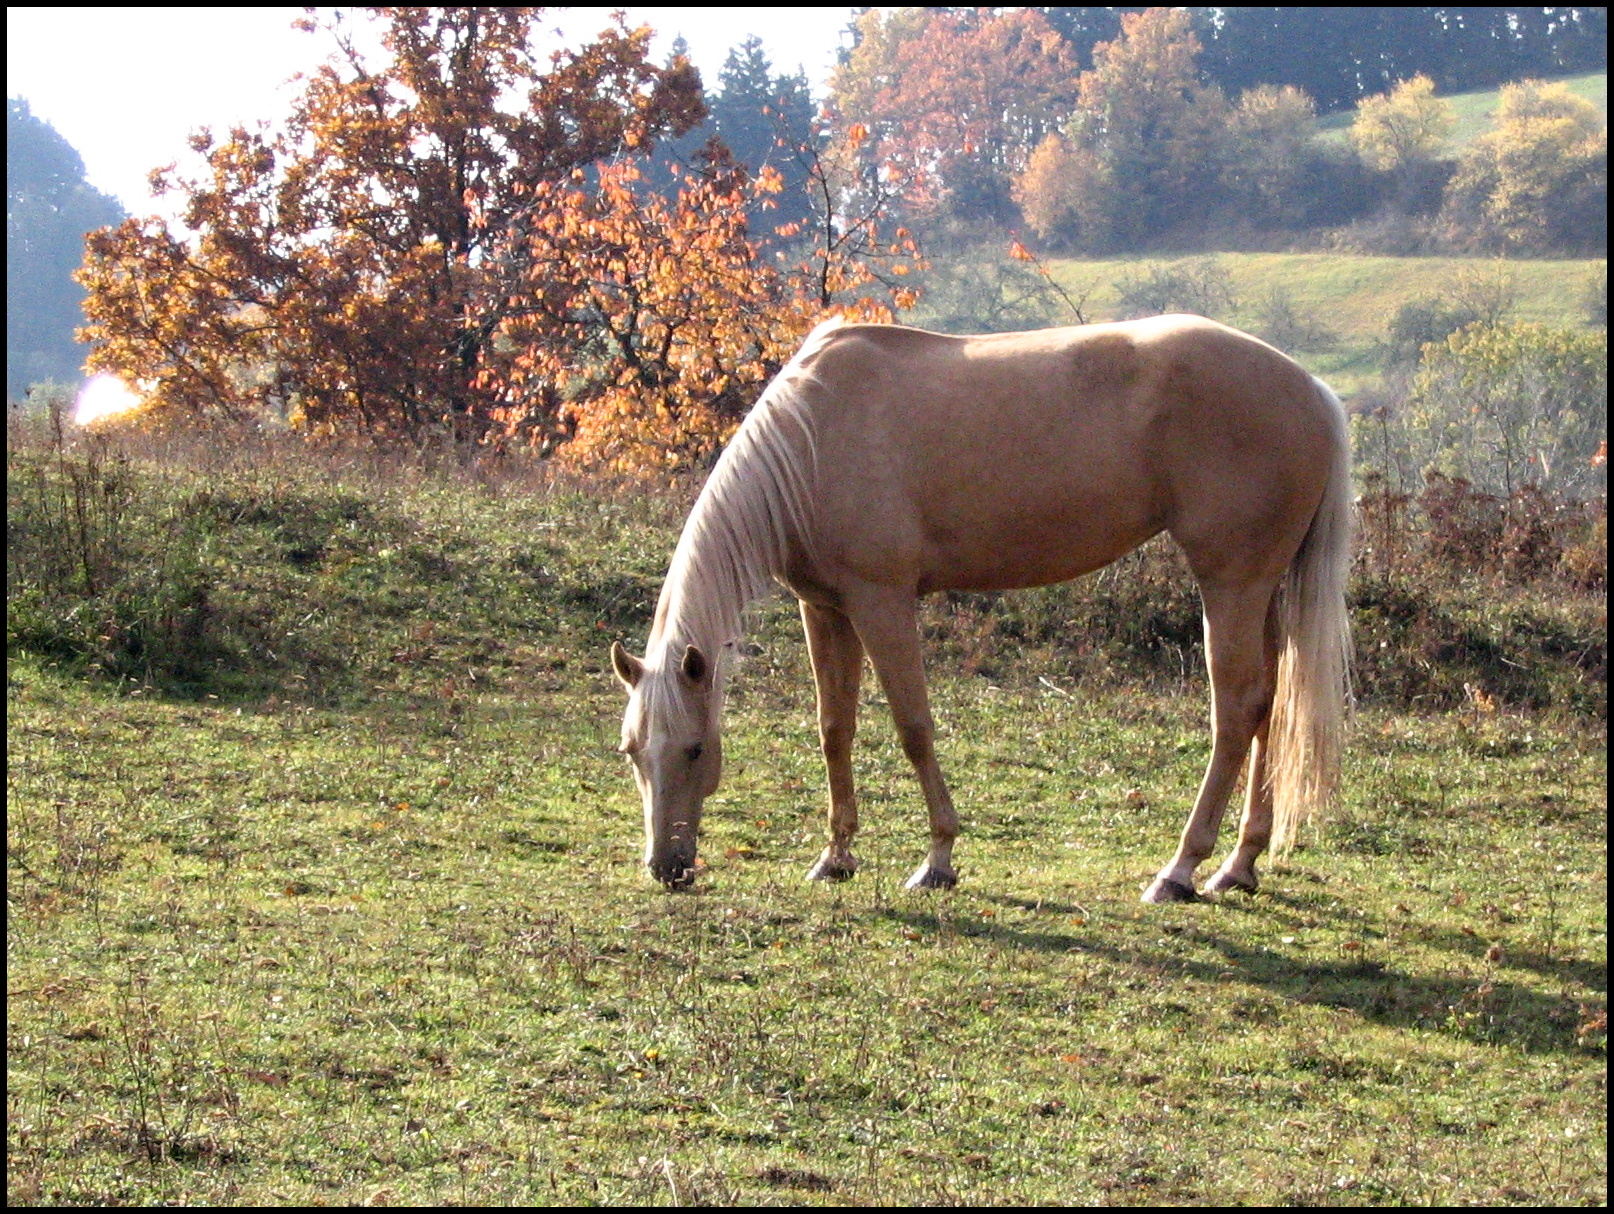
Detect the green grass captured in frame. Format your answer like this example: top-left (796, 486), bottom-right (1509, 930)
top-left (6, 445), bottom-right (1607, 1205)
top-left (6, 660), bottom-right (1606, 1205)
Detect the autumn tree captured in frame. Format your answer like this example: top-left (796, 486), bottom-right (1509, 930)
top-left (1019, 8), bottom-right (1230, 249)
top-left (775, 116), bottom-right (925, 322)
top-left (1015, 133), bottom-right (1085, 243)
top-left (78, 7), bottom-right (705, 440)
top-left (829, 8), bottom-right (1078, 228)
top-left (827, 8), bottom-right (930, 160)
top-left (1221, 84), bottom-right (1322, 229)
top-left (486, 147), bottom-right (811, 471)
top-left (1020, 75), bottom-right (1330, 246)
top-left (1443, 80), bottom-right (1607, 253)
top-left (1347, 73), bottom-right (1455, 205)
top-left (830, 6), bottom-right (1604, 252)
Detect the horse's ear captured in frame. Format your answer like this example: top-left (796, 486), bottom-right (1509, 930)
top-left (610, 641), bottom-right (643, 690)
top-left (679, 644), bottom-right (710, 688)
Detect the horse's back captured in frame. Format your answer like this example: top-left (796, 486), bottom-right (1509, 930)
top-left (794, 317), bottom-right (1335, 594)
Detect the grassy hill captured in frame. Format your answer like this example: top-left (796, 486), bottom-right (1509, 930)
top-left (1041, 252), bottom-right (1604, 397)
top-left (1316, 70), bottom-right (1607, 145)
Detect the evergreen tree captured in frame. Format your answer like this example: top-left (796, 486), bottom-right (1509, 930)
top-left (644, 35), bottom-right (818, 243)
top-left (1194, 7), bottom-right (1607, 115)
top-left (644, 37), bottom-right (714, 185)
top-left (7, 98), bottom-right (124, 398)
top-left (708, 36), bottom-right (817, 240)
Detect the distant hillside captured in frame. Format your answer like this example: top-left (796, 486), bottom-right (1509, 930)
top-left (1045, 251), bottom-right (1605, 397)
top-left (1316, 70), bottom-right (1607, 146)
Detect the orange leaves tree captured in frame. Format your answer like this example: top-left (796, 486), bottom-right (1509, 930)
top-left (78, 7), bottom-right (707, 443)
top-left (783, 118), bottom-right (925, 319)
top-left (489, 148), bottom-right (807, 470)
top-left (487, 126), bottom-right (925, 471)
top-left (828, 8), bottom-right (1077, 224)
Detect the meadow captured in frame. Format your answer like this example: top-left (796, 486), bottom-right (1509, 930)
top-left (6, 425), bottom-right (1606, 1205)
top-left (1037, 252), bottom-right (1605, 397)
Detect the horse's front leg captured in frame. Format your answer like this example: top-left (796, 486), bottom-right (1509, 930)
top-left (801, 601), bottom-right (865, 881)
top-left (844, 588), bottom-right (959, 890)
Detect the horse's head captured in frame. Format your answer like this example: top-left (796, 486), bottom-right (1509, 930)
top-left (611, 640), bottom-right (723, 890)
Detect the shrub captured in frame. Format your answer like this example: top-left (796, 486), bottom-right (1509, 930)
top-left (8, 420), bottom-right (1604, 718)
top-left (910, 254), bottom-right (1084, 334)
top-left (1252, 286), bottom-right (1338, 353)
top-left (1110, 257), bottom-right (1235, 320)
top-left (1442, 80), bottom-right (1608, 254)
top-left (1405, 322), bottom-right (1606, 499)
top-left (1383, 264), bottom-right (1517, 367)
top-left (1584, 262), bottom-right (1607, 328)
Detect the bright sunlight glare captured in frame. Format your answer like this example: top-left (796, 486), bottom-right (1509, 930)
top-left (75, 375), bottom-right (144, 426)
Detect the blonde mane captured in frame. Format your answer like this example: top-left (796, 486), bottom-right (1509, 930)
top-left (648, 317), bottom-right (843, 680)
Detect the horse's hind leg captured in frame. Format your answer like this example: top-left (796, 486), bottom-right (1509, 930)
top-left (844, 588), bottom-right (959, 890)
top-left (1205, 590), bottom-right (1285, 894)
top-left (801, 601), bottom-right (866, 881)
top-left (1143, 582), bottom-right (1279, 904)
top-left (1203, 722), bottom-right (1273, 895)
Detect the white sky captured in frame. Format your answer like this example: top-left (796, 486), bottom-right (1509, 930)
top-left (6, 6), bottom-right (855, 220)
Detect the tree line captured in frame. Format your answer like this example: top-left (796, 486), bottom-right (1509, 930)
top-left (829, 8), bottom-right (1605, 254)
top-left (73, 8), bottom-right (922, 470)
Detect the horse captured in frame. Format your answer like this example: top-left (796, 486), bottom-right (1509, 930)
top-left (611, 314), bottom-right (1352, 903)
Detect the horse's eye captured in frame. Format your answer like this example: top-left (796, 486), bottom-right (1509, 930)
top-left (685, 744), bottom-right (704, 764)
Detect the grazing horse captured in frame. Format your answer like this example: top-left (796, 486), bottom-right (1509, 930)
top-left (611, 315), bottom-right (1351, 902)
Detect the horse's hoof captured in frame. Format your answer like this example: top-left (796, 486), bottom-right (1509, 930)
top-left (1141, 877), bottom-right (1200, 904)
top-left (1203, 869), bottom-right (1258, 896)
top-left (904, 864), bottom-right (958, 891)
top-left (805, 854), bottom-right (858, 882)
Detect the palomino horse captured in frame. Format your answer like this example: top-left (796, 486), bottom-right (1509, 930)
top-left (612, 315), bottom-right (1351, 902)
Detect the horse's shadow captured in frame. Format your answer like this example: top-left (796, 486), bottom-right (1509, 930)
top-left (871, 892), bottom-right (1604, 1057)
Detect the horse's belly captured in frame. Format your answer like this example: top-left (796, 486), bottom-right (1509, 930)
top-left (915, 509), bottom-right (1160, 594)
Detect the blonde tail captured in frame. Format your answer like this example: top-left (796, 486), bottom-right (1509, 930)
top-left (1268, 377), bottom-right (1354, 854)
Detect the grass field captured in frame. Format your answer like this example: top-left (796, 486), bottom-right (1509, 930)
top-left (6, 444), bottom-right (1607, 1205)
top-left (1039, 252), bottom-right (1605, 397)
